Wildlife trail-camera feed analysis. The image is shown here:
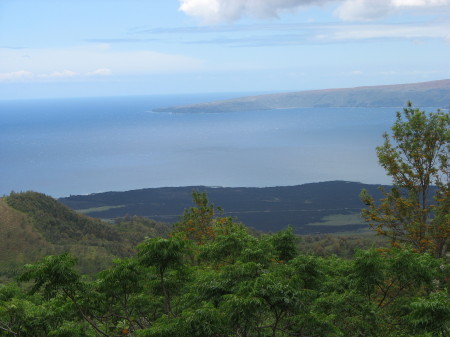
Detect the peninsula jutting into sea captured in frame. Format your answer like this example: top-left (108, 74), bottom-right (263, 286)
top-left (154, 78), bottom-right (450, 113)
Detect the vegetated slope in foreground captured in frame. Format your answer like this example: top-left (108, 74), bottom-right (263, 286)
top-left (0, 192), bottom-right (170, 277)
top-left (6, 229), bottom-right (447, 336)
top-left (0, 198), bottom-right (52, 277)
top-left (60, 181), bottom-right (389, 234)
top-left (154, 78), bottom-right (450, 113)
top-left (1, 190), bottom-right (387, 281)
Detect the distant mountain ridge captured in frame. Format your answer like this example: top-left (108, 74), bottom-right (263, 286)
top-left (154, 79), bottom-right (450, 113)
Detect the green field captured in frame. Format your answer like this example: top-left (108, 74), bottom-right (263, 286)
top-left (305, 213), bottom-right (365, 227)
top-left (77, 205), bottom-right (125, 214)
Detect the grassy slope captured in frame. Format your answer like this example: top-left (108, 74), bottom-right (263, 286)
top-left (0, 192), bottom-right (171, 277)
top-left (0, 198), bottom-right (52, 277)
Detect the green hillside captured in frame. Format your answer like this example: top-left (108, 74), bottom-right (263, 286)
top-left (0, 198), bottom-right (52, 278)
top-left (0, 192), bottom-right (171, 277)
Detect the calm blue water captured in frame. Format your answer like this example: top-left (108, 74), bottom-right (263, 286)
top-left (0, 94), bottom-right (400, 197)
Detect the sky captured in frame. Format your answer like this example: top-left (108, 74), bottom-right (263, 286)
top-left (1, 0), bottom-right (450, 99)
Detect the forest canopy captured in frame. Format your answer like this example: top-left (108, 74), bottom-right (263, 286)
top-left (1, 190), bottom-right (449, 336)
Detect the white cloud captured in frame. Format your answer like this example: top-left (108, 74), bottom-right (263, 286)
top-left (38, 70), bottom-right (78, 78)
top-left (335, 0), bottom-right (450, 21)
top-left (178, 0), bottom-right (450, 22)
top-left (392, 0), bottom-right (450, 5)
top-left (334, 0), bottom-right (392, 21)
top-left (179, 0), bottom-right (333, 24)
top-left (316, 22), bottom-right (450, 40)
top-left (0, 70), bottom-right (33, 81)
top-left (86, 68), bottom-right (112, 76)
top-left (0, 46), bottom-right (203, 82)
top-left (0, 68), bottom-right (115, 82)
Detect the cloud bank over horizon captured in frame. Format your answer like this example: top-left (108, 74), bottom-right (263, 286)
top-left (0, 46), bottom-right (203, 83)
top-left (1, 1), bottom-right (448, 99)
top-left (179, 0), bottom-right (450, 23)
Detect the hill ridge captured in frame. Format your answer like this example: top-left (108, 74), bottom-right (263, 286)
top-left (154, 79), bottom-right (450, 113)
top-left (0, 192), bottom-right (170, 277)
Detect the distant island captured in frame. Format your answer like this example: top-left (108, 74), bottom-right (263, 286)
top-left (154, 78), bottom-right (450, 113)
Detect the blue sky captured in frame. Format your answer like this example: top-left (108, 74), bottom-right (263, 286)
top-left (1, 0), bottom-right (449, 99)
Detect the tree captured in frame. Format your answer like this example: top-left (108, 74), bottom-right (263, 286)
top-left (96, 258), bottom-right (148, 334)
top-left (137, 237), bottom-right (187, 316)
top-left (360, 102), bottom-right (450, 257)
top-left (270, 226), bottom-right (299, 262)
top-left (172, 191), bottom-right (217, 245)
top-left (18, 253), bottom-right (110, 336)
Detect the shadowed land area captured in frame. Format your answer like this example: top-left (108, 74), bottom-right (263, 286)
top-left (60, 181), bottom-right (389, 234)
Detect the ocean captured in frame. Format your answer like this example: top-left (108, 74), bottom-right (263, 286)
top-left (0, 93), bottom-right (401, 197)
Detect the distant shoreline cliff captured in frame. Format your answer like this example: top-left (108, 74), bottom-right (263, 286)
top-left (154, 79), bottom-right (450, 113)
